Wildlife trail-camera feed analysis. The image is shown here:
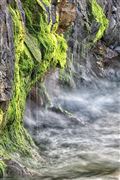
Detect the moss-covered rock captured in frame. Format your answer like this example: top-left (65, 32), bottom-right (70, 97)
top-left (0, 0), bottom-right (68, 176)
top-left (91, 0), bottom-right (109, 42)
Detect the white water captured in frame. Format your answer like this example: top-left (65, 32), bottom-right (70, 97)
top-left (24, 81), bottom-right (120, 180)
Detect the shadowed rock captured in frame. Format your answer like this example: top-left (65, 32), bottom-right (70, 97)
top-left (0, 0), bottom-right (14, 110)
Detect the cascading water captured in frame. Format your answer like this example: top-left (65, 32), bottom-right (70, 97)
top-left (0, 0), bottom-right (120, 179)
top-left (23, 1), bottom-right (120, 178)
top-left (24, 60), bottom-right (120, 179)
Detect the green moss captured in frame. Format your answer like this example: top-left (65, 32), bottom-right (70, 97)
top-left (23, 0), bottom-right (67, 67)
top-left (37, 0), bottom-right (51, 6)
top-left (0, 161), bottom-right (6, 177)
top-left (0, 5), bottom-right (35, 157)
top-left (0, 109), bottom-right (4, 127)
top-left (91, 0), bottom-right (109, 42)
top-left (37, 13), bottom-right (67, 68)
top-left (25, 32), bottom-right (41, 63)
top-left (0, 0), bottom-right (67, 170)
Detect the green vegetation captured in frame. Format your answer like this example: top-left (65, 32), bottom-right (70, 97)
top-left (0, 161), bottom-right (6, 177)
top-left (0, 109), bottom-right (4, 127)
top-left (0, 0), bottom-right (67, 175)
top-left (91, 0), bottom-right (109, 42)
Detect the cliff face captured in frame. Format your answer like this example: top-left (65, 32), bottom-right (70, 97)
top-left (26, 0), bottom-right (120, 151)
top-left (0, 0), bottom-right (70, 177)
top-left (36, 0), bottom-right (119, 105)
top-left (0, 0), bottom-right (119, 178)
top-left (60, 0), bottom-right (120, 89)
top-left (0, 0), bottom-right (14, 124)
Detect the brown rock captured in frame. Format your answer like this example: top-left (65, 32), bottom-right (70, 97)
top-left (57, 0), bottom-right (77, 33)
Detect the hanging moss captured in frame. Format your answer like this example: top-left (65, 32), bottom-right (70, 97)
top-left (0, 0), bottom-right (67, 174)
top-left (0, 5), bottom-right (35, 160)
top-left (91, 0), bottom-right (109, 42)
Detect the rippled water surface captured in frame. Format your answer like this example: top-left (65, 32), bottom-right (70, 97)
top-left (24, 82), bottom-right (120, 180)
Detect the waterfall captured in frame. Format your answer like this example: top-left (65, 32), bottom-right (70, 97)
top-left (24, 56), bottom-right (120, 179)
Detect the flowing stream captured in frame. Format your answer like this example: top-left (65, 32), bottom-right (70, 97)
top-left (24, 80), bottom-right (120, 180)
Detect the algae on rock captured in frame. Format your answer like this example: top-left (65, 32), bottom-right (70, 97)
top-left (0, 0), bottom-right (67, 176)
top-left (91, 0), bottom-right (109, 42)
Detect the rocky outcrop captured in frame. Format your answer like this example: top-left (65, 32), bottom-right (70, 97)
top-left (31, 0), bottom-right (119, 104)
top-left (0, 0), bottom-right (71, 177)
top-left (0, 1), bottom-right (14, 110)
top-left (26, 0), bottom-right (120, 125)
top-left (25, 1), bottom-right (119, 179)
top-left (0, 0), bottom-right (119, 178)
top-left (59, 0), bottom-right (120, 88)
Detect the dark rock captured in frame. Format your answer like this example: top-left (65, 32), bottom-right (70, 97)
top-left (4, 159), bottom-right (31, 177)
top-left (0, 0), bottom-right (14, 104)
top-left (57, 0), bottom-right (77, 33)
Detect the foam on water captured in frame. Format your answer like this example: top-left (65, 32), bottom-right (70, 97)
top-left (24, 81), bottom-right (120, 179)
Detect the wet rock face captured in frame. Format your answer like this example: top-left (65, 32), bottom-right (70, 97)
top-left (74, 0), bottom-right (120, 47)
top-left (0, 0), bottom-right (74, 116)
top-left (0, 1), bottom-right (14, 106)
top-left (103, 0), bottom-right (120, 47)
top-left (61, 0), bottom-right (120, 88)
top-left (38, 0), bottom-right (120, 93)
top-left (71, 0), bottom-right (120, 54)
